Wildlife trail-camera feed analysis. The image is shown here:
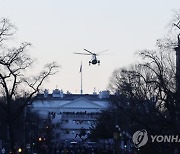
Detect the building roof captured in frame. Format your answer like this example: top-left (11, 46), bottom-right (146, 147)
top-left (34, 89), bottom-right (112, 105)
top-left (36, 93), bottom-right (110, 101)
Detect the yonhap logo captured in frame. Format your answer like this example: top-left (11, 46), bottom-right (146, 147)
top-left (132, 130), bottom-right (180, 148)
top-left (132, 130), bottom-right (148, 148)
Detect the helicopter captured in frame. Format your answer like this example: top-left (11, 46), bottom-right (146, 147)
top-left (74, 49), bottom-right (109, 65)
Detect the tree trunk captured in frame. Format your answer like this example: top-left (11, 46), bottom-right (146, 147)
top-left (8, 122), bottom-right (16, 154)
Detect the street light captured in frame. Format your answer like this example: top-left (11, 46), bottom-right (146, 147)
top-left (38, 137), bottom-right (42, 142)
top-left (18, 148), bottom-right (22, 153)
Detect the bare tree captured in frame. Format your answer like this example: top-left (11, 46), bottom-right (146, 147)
top-left (109, 47), bottom-right (178, 128)
top-left (0, 18), bottom-right (59, 153)
top-left (0, 18), bottom-right (16, 45)
top-left (108, 10), bottom-right (180, 152)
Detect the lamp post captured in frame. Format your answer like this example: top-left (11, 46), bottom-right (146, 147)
top-left (174, 22), bottom-right (180, 130)
top-left (114, 125), bottom-right (132, 154)
top-left (113, 125), bottom-right (121, 154)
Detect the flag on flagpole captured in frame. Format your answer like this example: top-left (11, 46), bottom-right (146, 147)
top-left (79, 62), bottom-right (82, 73)
top-left (80, 61), bottom-right (83, 94)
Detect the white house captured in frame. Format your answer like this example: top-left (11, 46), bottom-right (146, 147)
top-left (31, 89), bottom-right (111, 142)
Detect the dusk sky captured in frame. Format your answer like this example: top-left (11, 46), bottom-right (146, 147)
top-left (1, 0), bottom-right (180, 94)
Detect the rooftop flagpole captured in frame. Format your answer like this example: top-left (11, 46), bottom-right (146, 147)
top-left (80, 61), bottom-right (83, 94)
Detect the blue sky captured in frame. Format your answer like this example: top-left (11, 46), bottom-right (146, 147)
top-left (1, 0), bottom-right (180, 93)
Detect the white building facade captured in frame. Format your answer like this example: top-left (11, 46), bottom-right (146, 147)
top-left (31, 89), bottom-right (111, 142)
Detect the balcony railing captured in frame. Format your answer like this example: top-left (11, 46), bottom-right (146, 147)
top-left (61, 114), bottom-right (98, 120)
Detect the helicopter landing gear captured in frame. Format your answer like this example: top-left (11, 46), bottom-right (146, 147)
top-left (98, 60), bottom-right (100, 65)
top-left (89, 60), bottom-right (100, 65)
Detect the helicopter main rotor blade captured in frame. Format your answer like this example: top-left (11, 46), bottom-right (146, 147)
top-left (74, 52), bottom-right (91, 55)
top-left (97, 49), bottom-right (110, 55)
top-left (84, 49), bottom-right (94, 55)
